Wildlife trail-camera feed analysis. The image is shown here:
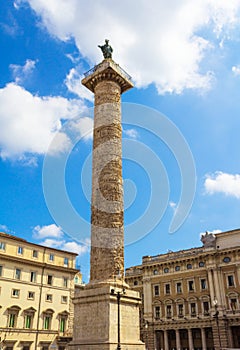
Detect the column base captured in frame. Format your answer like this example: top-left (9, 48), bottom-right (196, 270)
top-left (69, 283), bottom-right (145, 350)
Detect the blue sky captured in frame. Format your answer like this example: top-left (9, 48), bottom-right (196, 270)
top-left (1, 0), bottom-right (240, 282)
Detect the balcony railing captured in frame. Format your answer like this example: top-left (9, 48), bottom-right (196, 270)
top-left (83, 62), bottom-right (132, 82)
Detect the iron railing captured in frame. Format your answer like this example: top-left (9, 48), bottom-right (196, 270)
top-left (83, 62), bottom-right (132, 82)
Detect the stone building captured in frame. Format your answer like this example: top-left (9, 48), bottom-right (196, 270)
top-left (125, 229), bottom-right (240, 350)
top-left (0, 232), bottom-right (79, 350)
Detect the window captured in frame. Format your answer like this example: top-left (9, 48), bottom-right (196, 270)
top-left (178, 304), bottom-right (183, 317)
top-left (49, 254), bottom-right (54, 262)
top-left (12, 289), bottom-right (20, 297)
top-left (32, 250), bottom-right (38, 258)
top-left (190, 302), bottom-right (196, 316)
top-left (47, 275), bottom-right (53, 285)
top-left (230, 298), bottom-right (237, 311)
top-left (18, 246), bottom-right (23, 255)
top-left (63, 277), bottom-right (68, 288)
top-left (188, 280), bottom-right (194, 291)
top-left (0, 265), bottom-right (2, 276)
top-left (165, 284), bottom-right (170, 294)
top-left (199, 261), bottom-right (205, 267)
top-left (46, 294), bottom-right (52, 302)
top-left (175, 266), bottom-right (180, 271)
top-left (153, 269), bottom-right (158, 275)
top-left (64, 257), bottom-right (69, 267)
top-left (61, 296), bottom-right (67, 303)
top-left (8, 306), bottom-right (20, 328)
top-left (176, 282), bottom-right (182, 293)
top-left (155, 306), bottom-right (160, 319)
top-left (164, 267), bottom-right (169, 273)
top-left (43, 310), bottom-right (53, 330)
top-left (9, 313), bottom-right (16, 327)
top-left (30, 271), bottom-right (36, 282)
top-left (25, 314), bottom-right (32, 329)
top-left (15, 268), bottom-right (21, 280)
top-left (227, 275), bottom-right (235, 287)
top-left (203, 301), bottom-right (209, 314)
top-left (201, 278), bottom-right (207, 290)
top-left (28, 291), bottom-right (35, 300)
top-left (154, 285), bottom-right (159, 296)
top-left (187, 263), bottom-right (192, 269)
top-left (166, 305), bottom-right (172, 318)
top-left (43, 315), bottom-right (51, 330)
top-left (60, 317), bottom-right (66, 332)
top-left (134, 280), bottom-right (138, 286)
top-left (223, 256), bottom-right (231, 263)
top-left (0, 241), bottom-right (5, 250)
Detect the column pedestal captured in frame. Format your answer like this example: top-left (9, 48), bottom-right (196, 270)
top-left (70, 284), bottom-right (145, 350)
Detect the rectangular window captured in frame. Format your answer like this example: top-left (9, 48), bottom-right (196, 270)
top-left (176, 282), bottom-right (182, 293)
top-left (230, 298), bottom-right (237, 311)
top-left (64, 257), bottom-right (69, 266)
top-left (228, 275), bottom-right (235, 287)
top-left (165, 284), bottom-right (170, 294)
top-left (18, 246), bottom-right (23, 255)
top-left (33, 250), bottom-right (38, 258)
top-left (154, 285), bottom-right (159, 296)
top-left (0, 265), bottom-right (2, 276)
top-left (155, 306), bottom-right (160, 319)
top-left (9, 313), bottom-right (16, 327)
top-left (47, 275), bottom-right (53, 285)
top-left (188, 280), bottom-right (194, 291)
top-left (203, 301), bottom-right (209, 314)
top-left (28, 291), bottom-right (35, 299)
top-left (0, 242), bottom-right (5, 250)
top-left (12, 289), bottom-right (20, 297)
top-left (60, 317), bottom-right (66, 332)
top-left (30, 271), bottom-right (36, 283)
top-left (46, 294), bottom-right (52, 302)
top-left (25, 314), bottom-right (32, 329)
top-left (190, 302), bottom-right (196, 315)
top-left (63, 277), bottom-right (68, 288)
top-left (43, 315), bottom-right (51, 330)
top-left (166, 305), bottom-right (172, 318)
top-left (61, 296), bottom-right (67, 303)
top-left (178, 304), bottom-right (183, 316)
top-left (15, 268), bottom-right (21, 280)
top-left (201, 279), bottom-right (207, 290)
top-left (49, 254), bottom-right (54, 261)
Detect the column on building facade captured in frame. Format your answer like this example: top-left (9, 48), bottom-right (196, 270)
top-left (201, 328), bottom-right (207, 350)
top-left (217, 268), bottom-right (225, 307)
top-left (143, 278), bottom-right (152, 318)
top-left (164, 330), bottom-right (169, 350)
top-left (188, 328), bottom-right (194, 350)
top-left (207, 269), bottom-right (215, 303)
top-left (175, 329), bottom-right (181, 350)
top-left (213, 268), bottom-right (222, 307)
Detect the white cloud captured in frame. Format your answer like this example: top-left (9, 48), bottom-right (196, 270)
top-left (169, 201), bottom-right (177, 209)
top-left (65, 68), bottom-right (94, 102)
top-left (33, 224), bottom-right (64, 239)
top-left (17, 0), bottom-right (240, 94)
top-left (0, 224), bottom-right (13, 233)
top-left (204, 171), bottom-right (240, 199)
top-left (123, 128), bottom-right (139, 139)
top-left (10, 59), bottom-right (37, 84)
top-left (232, 65), bottom-right (240, 76)
top-left (199, 229), bottom-right (222, 237)
top-left (0, 83), bottom-right (88, 160)
top-left (32, 224), bottom-right (90, 256)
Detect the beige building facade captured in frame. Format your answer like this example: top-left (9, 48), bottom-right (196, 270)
top-left (125, 229), bottom-right (240, 350)
top-left (0, 232), bottom-right (79, 350)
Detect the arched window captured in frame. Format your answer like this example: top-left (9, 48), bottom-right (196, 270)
top-left (7, 305), bottom-right (21, 328)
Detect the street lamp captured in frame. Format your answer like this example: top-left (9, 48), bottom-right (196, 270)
top-left (213, 298), bottom-right (222, 350)
top-left (111, 288), bottom-right (126, 350)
